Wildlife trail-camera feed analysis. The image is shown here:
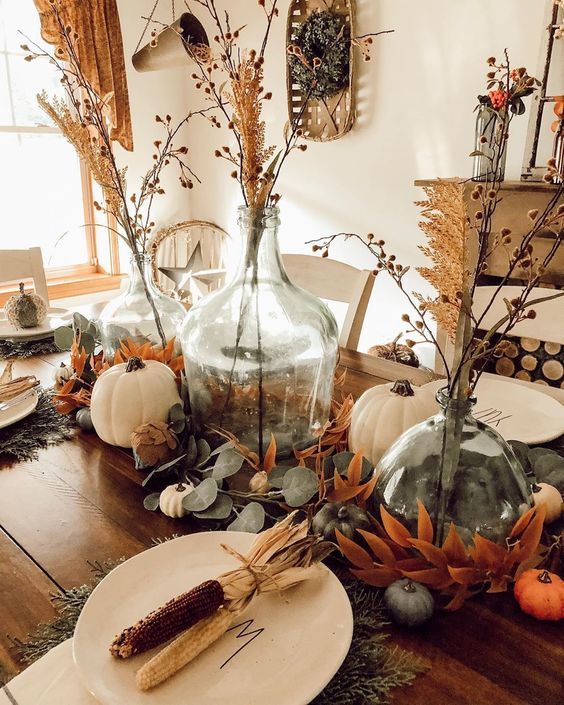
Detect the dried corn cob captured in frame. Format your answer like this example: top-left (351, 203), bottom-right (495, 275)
top-left (109, 579), bottom-right (224, 658)
top-left (136, 609), bottom-right (232, 691)
top-left (0, 375), bottom-right (38, 402)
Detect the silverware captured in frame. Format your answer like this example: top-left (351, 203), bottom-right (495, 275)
top-left (0, 389), bottom-right (36, 413)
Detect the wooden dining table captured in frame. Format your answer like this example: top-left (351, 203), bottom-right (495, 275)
top-left (0, 347), bottom-right (563, 705)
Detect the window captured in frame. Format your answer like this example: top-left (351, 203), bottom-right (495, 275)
top-left (0, 0), bottom-right (122, 297)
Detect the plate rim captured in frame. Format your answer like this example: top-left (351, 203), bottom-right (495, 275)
top-left (0, 389), bottom-right (39, 429)
top-left (0, 307), bottom-right (72, 341)
top-left (423, 377), bottom-right (564, 444)
top-left (73, 530), bottom-right (353, 705)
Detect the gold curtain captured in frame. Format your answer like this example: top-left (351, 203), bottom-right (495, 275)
top-left (34, 0), bottom-right (133, 151)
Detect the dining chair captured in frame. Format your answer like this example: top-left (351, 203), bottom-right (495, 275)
top-left (281, 253), bottom-right (375, 350)
top-left (0, 247), bottom-right (49, 303)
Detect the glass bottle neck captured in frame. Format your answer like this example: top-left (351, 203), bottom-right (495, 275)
top-left (234, 206), bottom-right (287, 283)
top-left (128, 253), bottom-right (159, 295)
top-left (436, 387), bottom-right (476, 418)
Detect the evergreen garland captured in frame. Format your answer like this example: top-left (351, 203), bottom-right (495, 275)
top-left (9, 555), bottom-right (426, 702)
top-left (0, 388), bottom-right (74, 463)
top-left (0, 338), bottom-right (59, 360)
top-left (289, 10), bottom-right (351, 100)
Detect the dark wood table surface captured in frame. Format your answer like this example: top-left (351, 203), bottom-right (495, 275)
top-left (0, 348), bottom-right (563, 705)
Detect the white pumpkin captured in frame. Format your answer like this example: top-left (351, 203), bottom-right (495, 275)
top-left (159, 483), bottom-right (194, 518)
top-left (90, 357), bottom-right (181, 447)
top-left (532, 482), bottom-right (562, 523)
top-left (349, 379), bottom-right (437, 465)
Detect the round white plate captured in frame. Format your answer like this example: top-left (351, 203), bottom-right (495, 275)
top-left (73, 531), bottom-right (353, 705)
top-left (0, 307), bottom-right (72, 341)
top-left (0, 389), bottom-right (39, 429)
top-left (425, 376), bottom-right (564, 444)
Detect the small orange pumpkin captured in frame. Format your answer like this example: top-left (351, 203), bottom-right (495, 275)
top-left (514, 569), bottom-right (564, 621)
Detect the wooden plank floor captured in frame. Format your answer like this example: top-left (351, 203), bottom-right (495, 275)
top-left (0, 348), bottom-right (563, 705)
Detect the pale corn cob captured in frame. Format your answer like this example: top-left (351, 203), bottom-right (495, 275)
top-left (136, 608), bottom-right (232, 691)
top-left (0, 376), bottom-right (38, 402)
top-left (109, 579), bottom-right (224, 658)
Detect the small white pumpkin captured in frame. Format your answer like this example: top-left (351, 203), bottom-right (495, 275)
top-left (532, 482), bottom-right (562, 523)
top-left (90, 357), bottom-right (181, 448)
top-left (53, 362), bottom-right (73, 388)
top-left (349, 379), bottom-right (437, 465)
top-left (159, 483), bottom-right (194, 518)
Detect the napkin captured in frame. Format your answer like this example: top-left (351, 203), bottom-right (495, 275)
top-left (1, 640), bottom-right (97, 705)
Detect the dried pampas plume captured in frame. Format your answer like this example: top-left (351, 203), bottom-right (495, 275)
top-left (414, 179), bottom-right (467, 341)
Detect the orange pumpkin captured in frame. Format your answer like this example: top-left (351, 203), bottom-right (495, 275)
top-left (514, 570), bottom-right (564, 621)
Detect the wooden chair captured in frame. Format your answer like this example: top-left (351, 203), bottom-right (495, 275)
top-left (0, 248), bottom-right (49, 303)
top-left (282, 254), bottom-right (375, 350)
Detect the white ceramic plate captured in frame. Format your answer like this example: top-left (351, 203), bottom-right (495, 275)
top-left (0, 307), bottom-right (72, 341)
top-left (73, 531), bottom-right (353, 705)
top-left (425, 376), bottom-right (564, 444)
top-left (0, 389), bottom-right (39, 429)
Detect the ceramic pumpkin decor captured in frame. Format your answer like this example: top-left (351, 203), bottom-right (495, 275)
top-left (349, 379), bottom-right (437, 465)
top-left (5, 283), bottom-right (47, 329)
top-left (312, 501), bottom-right (371, 540)
top-left (90, 357), bottom-right (181, 448)
top-left (159, 483), bottom-right (194, 518)
top-left (384, 578), bottom-right (434, 627)
top-left (514, 569), bottom-right (564, 621)
top-left (531, 482), bottom-right (562, 523)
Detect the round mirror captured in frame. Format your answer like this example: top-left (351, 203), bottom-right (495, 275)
top-left (149, 220), bottom-right (229, 305)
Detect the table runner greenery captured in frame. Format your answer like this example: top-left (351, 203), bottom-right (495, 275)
top-left (0, 388), bottom-right (74, 463)
top-left (7, 551), bottom-right (426, 705)
top-left (0, 338), bottom-right (59, 360)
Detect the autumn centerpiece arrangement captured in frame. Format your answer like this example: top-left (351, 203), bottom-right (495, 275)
top-left (311, 52), bottom-right (564, 550)
top-left (178, 0), bottom-right (389, 460)
top-left (24, 0), bottom-right (201, 355)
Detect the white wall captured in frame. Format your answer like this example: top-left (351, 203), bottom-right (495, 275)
top-left (114, 0), bottom-right (194, 255)
top-left (119, 0), bottom-right (547, 355)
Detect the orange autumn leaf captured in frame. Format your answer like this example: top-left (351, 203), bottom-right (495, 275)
top-left (263, 433), bottom-right (277, 474)
top-left (447, 565), bottom-right (484, 585)
top-left (442, 523), bottom-right (470, 566)
top-left (514, 505), bottom-right (546, 563)
top-left (509, 506), bottom-right (536, 538)
top-left (351, 566), bottom-right (401, 587)
top-left (408, 538), bottom-right (448, 570)
top-left (469, 533), bottom-right (508, 571)
top-left (335, 529), bottom-right (374, 570)
top-left (380, 505), bottom-right (413, 548)
top-left (401, 567), bottom-right (452, 590)
top-left (347, 450), bottom-right (363, 487)
top-left (416, 499), bottom-right (434, 543)
top-left (357, 529), bottom-right (397, 567)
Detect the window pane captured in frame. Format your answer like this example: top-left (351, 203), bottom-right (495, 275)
top-left (0, 132), bottom-right (89, 268)
top-left (0, 0), bottom-right (42, 55)
top-left (0, 0), bottom-right (65, 127)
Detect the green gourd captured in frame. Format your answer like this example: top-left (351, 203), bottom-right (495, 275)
top-left (76, 408), bottom-right (94, 432)
top-left (312, 502), bottom-right (371, 540)
top-left (5, 283), bottom-right (47, 329)
top-left (384, 578), bottom-right (434, 627)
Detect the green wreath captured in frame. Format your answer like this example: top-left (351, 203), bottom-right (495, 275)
top-left (289, 10), bottom-right (351, 100)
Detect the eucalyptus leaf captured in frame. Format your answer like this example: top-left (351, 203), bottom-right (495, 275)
top-left (86, 321), bottom-right (99, 338)
top-left (193, 494), bottom-right (233, 520)
top-left (182, 477), bottom-right (217, 512)
top-left (185, 435), bottom-right (198, 467)
top-left (54, 326), bottom-right (74, 351)
top-left (196, 438), bottom-right (211, 466)
top-left (208, 440), bottom-right (236, 458)
top-left (212, 448), bottom-right (244, 479)
top-left (73, 312), bottom-right (90, 331)
top-left (282, 466), bottom-right (319, 507)
top-left (227, 502), bottom-right (265, 533)
top-left (143, 493), bottom-right (161, 511)
top-left (79, 331), bottom-right (95, 355)
top-left (169, 403), bottom-right (185, 423)
top-left (268, 465), bottom-right (290, 489)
